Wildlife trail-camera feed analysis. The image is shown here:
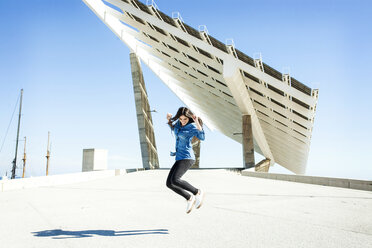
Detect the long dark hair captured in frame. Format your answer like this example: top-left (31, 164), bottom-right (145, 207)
top-left (168, 107), bottom-right (203, 130)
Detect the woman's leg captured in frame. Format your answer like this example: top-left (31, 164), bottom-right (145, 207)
top-left (166, 159), bottom-right (198, 200)
top-left (172, 159), bottom-right (199, 195)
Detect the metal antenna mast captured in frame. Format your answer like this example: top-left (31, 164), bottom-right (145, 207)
top-left (11, 89), bottom-right (23, 179)
top-left (46, 131), bottom-right (51, 176)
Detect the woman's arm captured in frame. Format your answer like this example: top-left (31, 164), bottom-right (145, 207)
top-left (167, 113), bottom-right (173, 130)
top-left (191, 115), bottom-right (202, 131)
top-left (191, 115), bottom-right (205, 140)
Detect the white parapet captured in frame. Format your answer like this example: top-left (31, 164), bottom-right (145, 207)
top-left (241, 170), bottom-right (372, 191)
top-left (82, 148), bottom-right (108, 172)
top-left (0, 169), bottom-right (127, 192)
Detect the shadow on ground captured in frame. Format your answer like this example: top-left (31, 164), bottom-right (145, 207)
top-left (32, 229), bottom-right (169, 239)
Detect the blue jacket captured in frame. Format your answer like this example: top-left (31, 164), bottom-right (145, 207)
top-left (170, 120), bottom-right (205, 161)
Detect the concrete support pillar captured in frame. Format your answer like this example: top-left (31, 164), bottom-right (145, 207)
top-left (129, 52), bottom-right (159, 169)
top-left (255, 158), bottom-right (270, 172)
top-left (191, 137), bottom-right (201, 168)
top-left (242, 114), bottom-right (255, 169)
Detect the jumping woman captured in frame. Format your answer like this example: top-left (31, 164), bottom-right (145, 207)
top-left (166, 107), bottom-right (205, 214)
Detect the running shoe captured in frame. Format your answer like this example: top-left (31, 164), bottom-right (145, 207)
top-left (186, 195), bottom-right (196, 214)
top-left (195, 189), bottom-right (205, 209)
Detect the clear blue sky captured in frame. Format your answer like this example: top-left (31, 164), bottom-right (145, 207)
top-left (0, 0), bottom-right (371, 180)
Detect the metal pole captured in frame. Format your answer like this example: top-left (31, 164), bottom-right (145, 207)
top-left (11, 89), bottom-right (23, 179)
top-left (22, 137), bottom-right (26, 178)
top-left (46, 132), bottom-right (50, 176)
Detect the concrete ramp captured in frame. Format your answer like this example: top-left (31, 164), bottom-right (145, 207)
top-left (0, 169), bottom-right (371, 248)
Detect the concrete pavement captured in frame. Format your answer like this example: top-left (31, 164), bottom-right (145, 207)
top-left (0, 169), bottom-right (371, 248)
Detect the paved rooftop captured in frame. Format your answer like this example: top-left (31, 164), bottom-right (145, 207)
top-left (1, 169), bottom-right (371, 248)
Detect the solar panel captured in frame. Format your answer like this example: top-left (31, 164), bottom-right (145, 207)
top-left (83, 0), bottom-right (319, 174)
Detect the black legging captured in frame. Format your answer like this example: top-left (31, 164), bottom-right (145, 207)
top-left (166, 159), bottom-right (199, 200)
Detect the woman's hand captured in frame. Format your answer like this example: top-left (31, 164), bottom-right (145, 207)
top-left (166, 113), bottom-right (172, 121)
top-left (192, 115), bottom-right (202, 131)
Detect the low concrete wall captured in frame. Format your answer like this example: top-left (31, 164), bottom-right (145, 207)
top-left (241, 170), bottom-right (372, 191)
top-left (0, 169), bottom-right (131, 192)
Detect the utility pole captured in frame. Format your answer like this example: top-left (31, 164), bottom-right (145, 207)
top-left (45, 132), bottom-right (51, 176)
top-left (11, 89), bottom-right (23, 179)
top-left (22, 137), bottom-right (27, 178)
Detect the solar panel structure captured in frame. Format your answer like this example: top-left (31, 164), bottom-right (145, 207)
top-left (83, 0), bottom-right (319, 174)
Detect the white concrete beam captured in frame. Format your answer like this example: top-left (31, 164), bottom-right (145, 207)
top-left (223, 59), bottom-right (275, 166)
